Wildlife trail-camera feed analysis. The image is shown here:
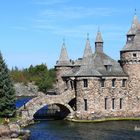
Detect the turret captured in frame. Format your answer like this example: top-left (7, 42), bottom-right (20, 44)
top-left (83, 34), bottom-right (92, 58)
top-left (120, 13), bottom-right (140, 79)
top-left (55, 40), bottom-right (72, 94)
top-left (127, 13), bottom-right (139, 42)
top-left (56, 40), bottom-right (72, 66)
top-left (95, 29), bottom-right (104, 53)
top-left (82, 34), bottom-right (93, 66)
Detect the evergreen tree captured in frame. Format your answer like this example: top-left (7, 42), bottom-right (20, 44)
top-left (0, 52), bottom-right (16, 117)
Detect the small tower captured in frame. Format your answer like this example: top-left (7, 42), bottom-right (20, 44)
top-left (55, 40), bottom-right (72, 94)
top-left (127, 12), bottom-right (139, 42)
top-left (95, 29), bottom-right (104, 53)
top-left (83, 34), bottom-right (92, 58)
top-left (120, 13), bottom-right (140, 94)
top-left (82, 34), bottom-right (93, 65)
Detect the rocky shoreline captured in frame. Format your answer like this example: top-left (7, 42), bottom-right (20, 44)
top-left (14, 83), bottom-right (38, 97)
top-left (0, 122), bottom-right (30, 140)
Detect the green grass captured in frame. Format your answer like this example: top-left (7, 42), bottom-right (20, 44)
top-left (69, 117), bottom-right (140, 123)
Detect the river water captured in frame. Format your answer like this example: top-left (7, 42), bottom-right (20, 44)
top-left (26, 120), bottom-right (140, 140)
top-left (16, 97), bottom-right (140, 140)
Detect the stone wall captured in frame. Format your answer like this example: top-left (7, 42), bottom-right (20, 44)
top-left (55, 66), bottom-right (72, 94)
top-left (121, 51), bottom-right (140, 78)
top-left (75, 76), bottom-right (140, 120)
top-left (118, 51), bottom-right (140, 118)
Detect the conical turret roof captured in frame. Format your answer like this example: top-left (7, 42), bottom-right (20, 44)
top-left (95, 30), bottom-right (103, 43)
top-left (122, 14), bottom-right (140, 51)
top-left (127, 14), bottom-right (140, 35)
top-left (83, 34), bottom-right (92, 58)
top-left (56, 41), bottom-right (72, 66)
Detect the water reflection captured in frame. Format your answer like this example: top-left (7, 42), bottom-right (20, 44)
top-left (26, 120), bottom-right (140, 140)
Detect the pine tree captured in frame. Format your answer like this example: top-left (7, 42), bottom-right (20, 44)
top-left (0, 52), bottom-right (16, 117)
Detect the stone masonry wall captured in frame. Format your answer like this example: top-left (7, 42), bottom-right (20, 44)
top-left (121, 51), bottom-right (140, 113)
top-left (75, 76), bottom-right (140, 120)
top-left (121, 51), bottom-right (140, 78)
top-left (55, 66), bottom-right (72, 94)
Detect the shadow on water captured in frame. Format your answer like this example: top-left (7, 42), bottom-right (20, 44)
top-left (33, 104), bottom-right (71, 120)
top-left (26, 120), bottom-right (140, 140)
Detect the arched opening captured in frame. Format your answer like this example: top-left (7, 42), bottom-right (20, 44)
top-left (33, 103), bottom-right (71, 120)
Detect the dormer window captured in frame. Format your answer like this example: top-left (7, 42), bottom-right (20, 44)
top-left (133, 53), bottom-right (137, 57)
top-left (105, 65), bottom-right (112, 72)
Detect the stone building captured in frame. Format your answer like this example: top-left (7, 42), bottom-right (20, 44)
top-left (55, 14), bottom-right (140, 120)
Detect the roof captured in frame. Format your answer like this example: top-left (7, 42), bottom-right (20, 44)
top-left (56, 42), bottom-right (72, 66)
top-left (95, 30), bottom-right (103, 43)
top-left (83, 37), bottom-right (92, 58)
top-left (93, 52), bottom-right (127, 76)
top-left (127, 14), bottom-right (139, 35)
top-left (122, 28), bottom-right (140, 52)
top-left (121, 14), bottom-right (140, 52)
top-left (63, 52), bottom-right (127, 77)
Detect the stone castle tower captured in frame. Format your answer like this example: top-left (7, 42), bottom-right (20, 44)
top-left (55, 41), bottom-right (73, 94)
top-left (120, 14), bottom-right (140, 93)
top-left (55, 14), bottom-right (140, 120)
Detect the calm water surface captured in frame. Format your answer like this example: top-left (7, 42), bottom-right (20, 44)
top-left (26, 120), bottom-right (140, 140)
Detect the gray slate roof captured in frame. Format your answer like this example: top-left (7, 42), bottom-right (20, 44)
top-left (64, 51), bottom-right (127, 77)
top-left (56, 43), bottom-right (72, 66)
top-left (122, 29), bottom-right (140, 51)
top-left (127, 14), bottom-right (139, 35)
top-left (63, 30), bottom-right (127, 77)
top-left (93, 52), bottom-right (127, 76)
top-left (95, 31), bottom-right (103, 43)
top-left (122, 14), bottom-right (140, 51)
top-left (83, 37), bottom-right (92, 58)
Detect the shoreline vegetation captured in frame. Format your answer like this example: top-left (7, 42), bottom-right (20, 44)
top-left (10, 64), bottom-right (56, 94)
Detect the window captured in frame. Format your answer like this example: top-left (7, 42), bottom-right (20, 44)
top-left (112, 98), bottom-right (115, 109)
top-left (101, 79), bottom-right (105, 87)
top-left (83, 79), bottom-right (88, 87)
top-left (84, 99), bottom-right (87, 111)
top-left (105, 98), bottom-right (107, 110)
top-left (105, 65), bottom-right (112, 72)
top-left (133, 53), bottom-right (137, 57)
top-left (70, 81), bottom-right (73, 90)
top-left (112, 79), bottom-right (116, 87)
top-left (120, 98), bottom-right (123, 109)
top-left (122, 79), bottom-right (126, 87)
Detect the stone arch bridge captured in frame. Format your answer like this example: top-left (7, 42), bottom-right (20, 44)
top-left (18, 90), bottom-right (75, 124)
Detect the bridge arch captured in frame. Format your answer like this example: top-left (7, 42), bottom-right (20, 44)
top-left (20, 93), bottom-right (75, 122)
top-left (33, 103), bottom-right (73, 120)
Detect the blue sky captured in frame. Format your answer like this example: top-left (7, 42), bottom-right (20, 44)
top-left (0, 0), bottom-right (140, 69)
